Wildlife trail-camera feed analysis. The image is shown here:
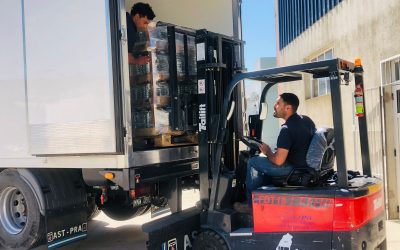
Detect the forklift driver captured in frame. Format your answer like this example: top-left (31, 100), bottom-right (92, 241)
top-left (126, 2), bottom-right (156, 65)
top-left (235, 93), bottom-right (316, 214)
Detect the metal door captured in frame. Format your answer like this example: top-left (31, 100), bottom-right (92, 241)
top-left (24, 0), bottom-right (124, 155)
top-left (391, 84), bottom-right (400, 207)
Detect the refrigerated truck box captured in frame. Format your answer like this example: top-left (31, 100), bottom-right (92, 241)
top-left (0, 0), bottom-right (242, 249)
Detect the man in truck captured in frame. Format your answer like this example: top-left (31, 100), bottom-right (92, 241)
top-left (235, 93), bottom-right (316, 213)
top-left (126, 2), bottom-right (156, 65)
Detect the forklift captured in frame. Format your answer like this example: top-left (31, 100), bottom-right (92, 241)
top-left (142, 30), bottom-right (387, 249)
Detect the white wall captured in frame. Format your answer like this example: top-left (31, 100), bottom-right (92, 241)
top-left (125, 0), bottom-right (234, 36)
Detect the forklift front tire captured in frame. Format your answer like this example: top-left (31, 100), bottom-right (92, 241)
top-left (193, 230), bottom-right (228, 250)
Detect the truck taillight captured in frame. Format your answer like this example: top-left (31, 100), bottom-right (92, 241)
top-left (104, 172), bottom-right (115, 180)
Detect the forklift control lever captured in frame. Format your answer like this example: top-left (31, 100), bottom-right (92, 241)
top-left (241, 136), bottom-right (263, 151)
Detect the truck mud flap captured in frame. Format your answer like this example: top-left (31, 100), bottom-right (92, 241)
top-left (143, 207), bottom-right (201, 250)
top-left (29, 169), bottom-right (88, 249)
top-left (46, 206), bottom-right (88, 249)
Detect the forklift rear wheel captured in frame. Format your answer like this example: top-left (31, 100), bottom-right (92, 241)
top-left (0, 169), bottom-right (45, 249)
top-left (193, 230), bottom-right (228, 250)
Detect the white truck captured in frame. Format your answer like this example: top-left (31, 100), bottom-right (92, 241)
top-left (0, 0), bottom-right (242, 249)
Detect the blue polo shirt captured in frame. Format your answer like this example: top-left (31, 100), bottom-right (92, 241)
top-left (277, 113), bottom-right (316, 167)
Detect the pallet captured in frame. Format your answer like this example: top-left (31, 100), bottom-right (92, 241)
top-left (132, 133), bottom-right (198, 148)
top-left (153, 133), bottom-right (198, 147)
top-left (133, 128), bottom-right (184, 137)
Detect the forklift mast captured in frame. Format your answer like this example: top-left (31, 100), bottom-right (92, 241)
top-left (195, 30), bottom-right (243, 212)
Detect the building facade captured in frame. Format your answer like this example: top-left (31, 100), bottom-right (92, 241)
top-left (275, 0), bottom-right (400, 219)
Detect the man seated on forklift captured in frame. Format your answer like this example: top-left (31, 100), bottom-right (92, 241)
top-left (126, 2), bottom-right (156, 65)
top-left (235, 93), bottom-right (316, 214)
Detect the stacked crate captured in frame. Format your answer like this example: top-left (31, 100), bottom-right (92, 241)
top-left (130, 25), bottom-right (197, 148)
top-left (174, 33), bottom-right (198, 132)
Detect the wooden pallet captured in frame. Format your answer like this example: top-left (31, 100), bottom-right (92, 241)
top-left (133, 128), bottom-right (184, 137)
top-left (153, 133), bottom-right (198, 147)
top-left (132, 133), bottom-right (198, 148)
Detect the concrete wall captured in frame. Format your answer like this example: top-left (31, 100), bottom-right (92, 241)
top-left (276, 0), bottom-right (400, 219)
top-left (125, 0), bottom-right (234, 36)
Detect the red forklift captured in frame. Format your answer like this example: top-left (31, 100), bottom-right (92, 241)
top-left (143, 30), bottom-right (386, 250)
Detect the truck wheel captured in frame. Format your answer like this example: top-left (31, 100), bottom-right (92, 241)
top-left (0, 170), bottom-right (45, 249)
top-left (193, 230), bottom-right (228, 250)
top-left (102, 203), bottom-right (147, 221)
top-left (139, 204), bottom-right (151, 216)
top-left (87, 201), bottom-right (101, 221)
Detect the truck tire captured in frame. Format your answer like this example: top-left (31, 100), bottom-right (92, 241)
top-left (139, 204), bottom-right (151, 216)
top-left (87, 201), bottom-right (101, 221)
top-left (193, 230), bottom-right (228, 250)
top-left (102, 203), bottom-right (148, 221)
top-left (0, 169), bottom-right (45, 249)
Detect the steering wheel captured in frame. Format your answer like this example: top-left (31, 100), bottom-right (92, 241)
top-left (241, 136), bottom-right (263, 151)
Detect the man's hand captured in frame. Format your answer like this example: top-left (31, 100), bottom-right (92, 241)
top-left (259, 143), bottom-right (271, 155)
top-left (259, 143), bottom-right (288, 166)
top-left (129, 53), bottom-right (151, 65)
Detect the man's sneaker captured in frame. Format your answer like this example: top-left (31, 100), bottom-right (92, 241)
top-left (233, 202), bottom-right (252, 214)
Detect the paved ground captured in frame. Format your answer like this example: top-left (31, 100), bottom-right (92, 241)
top-left (31, 190), bottom-right (200, 250)
top-left (30, 212), bottom-right (150, 250)
top-left (386, 220), bottom-right (400, 249)
top-left (53, 212), bottom-right (152, 250)
top-left (22, 190), bottom-right (400, 249)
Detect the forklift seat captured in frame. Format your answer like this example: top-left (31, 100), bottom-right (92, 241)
top-left (271, 167), bottom-right (319, 187)
top-left (271, 127), bottom-right (335, 187)
top-left (306, 127), bottom-right (335, 176)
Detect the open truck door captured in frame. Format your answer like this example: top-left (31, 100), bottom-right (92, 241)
top-left (7, 1), bottom-right (125, 248)
top-left (24, 0), bottom-right (124, 155)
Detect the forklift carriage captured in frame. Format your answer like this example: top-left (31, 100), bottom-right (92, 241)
top-left (143, 32), bottom-right (386, 250)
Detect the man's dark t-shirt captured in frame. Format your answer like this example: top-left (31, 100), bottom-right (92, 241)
top-left (277, 113), bottom-right (316, 167)
top-left (126, 12), bottom-right (137, 54)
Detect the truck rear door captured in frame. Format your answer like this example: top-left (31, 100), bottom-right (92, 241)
top-left (24, 0), bottom-right (124, 155)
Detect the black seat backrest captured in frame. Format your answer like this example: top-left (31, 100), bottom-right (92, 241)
top-left (306, 127), bottom-right (335, 176)
top-left (270, 127), bottom-right (335, 187)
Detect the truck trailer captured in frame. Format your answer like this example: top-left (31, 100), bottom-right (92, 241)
top-left (0, 0), bottom-right (242, 249)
